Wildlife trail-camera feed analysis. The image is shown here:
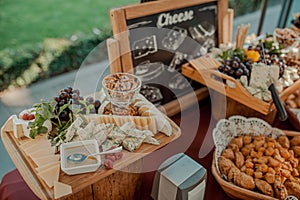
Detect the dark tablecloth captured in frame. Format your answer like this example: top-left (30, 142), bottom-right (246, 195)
top-left (0, 169), bottom-right (39, 200)
top-left (0, 98), bottom-right (293, 200)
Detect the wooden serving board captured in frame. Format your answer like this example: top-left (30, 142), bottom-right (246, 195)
top-left (1, 116), bottom-right (181, 200)
top-left (182, 58), bottom-right (300, 115)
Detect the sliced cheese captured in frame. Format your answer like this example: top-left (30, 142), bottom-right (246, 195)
top-left (23, 140), bottom-right (51, 155)
top-left (54, 181), bottom-right (72, 199)
top-left (32, 154), bottom-right (60, 168)
top-left (35, 161), bottom-right (60, 173)
top-left (29, 146), bottom-right (56, 159)
top-left (20, 135), bottom-right (48, 150)
top-left (37, 164), bottom-right (60, 188)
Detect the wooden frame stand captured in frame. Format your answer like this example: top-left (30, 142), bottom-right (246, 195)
top-left (107, 0), bottom-right (233, 116)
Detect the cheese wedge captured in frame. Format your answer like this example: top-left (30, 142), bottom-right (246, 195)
top-left (37, 164), bottom-right (60, 188)
top-left (23, 140), bottom-right (51, 155)
top-left (54, 181), bottom-right (72, 199)
top-left (35, 161), bottom-right (60, 173)
top-left (32, 154), bottom-right (60, 168)
top-left (20, 136), bottom-right (48, 151)
top-left (29, 146), bottom-right (56, 159)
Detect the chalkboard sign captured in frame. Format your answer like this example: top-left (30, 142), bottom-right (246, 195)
top-left (109, 0), bottom-right (228, 107)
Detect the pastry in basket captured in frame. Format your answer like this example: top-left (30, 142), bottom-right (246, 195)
top-left (217, 133), bottom-right (300, 199)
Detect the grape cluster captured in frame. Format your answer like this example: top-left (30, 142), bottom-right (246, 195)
top-left (218, 45), bottom-right (287, 79)
top-left (218, 56), bottom-right (251, 79)
top-left (53, 86), bottom-right (101, 121)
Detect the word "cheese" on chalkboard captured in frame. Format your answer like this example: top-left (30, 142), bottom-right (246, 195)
top-left (157, 10), bottom-right (194, 28)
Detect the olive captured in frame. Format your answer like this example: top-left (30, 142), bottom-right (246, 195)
top-left (94, 100), bottom-right (101, 109)
top-left (223, 65), bottom-right (231, 73)
top-left (235, 68), bottom-right (244, 78)
top-left (232, 61), bottom-right (239, 69)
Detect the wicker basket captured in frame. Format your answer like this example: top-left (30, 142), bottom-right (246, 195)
top-left (212, 157), bottom-right (276, 200)
top-left (211, 116), bottom-right (300, 200)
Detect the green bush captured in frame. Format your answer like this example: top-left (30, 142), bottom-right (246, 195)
top-left (0, 44), bottom-right (42, 91)
top-left (229, 0), bottom-right (281, 17)
top-left (0, 30), bottom-right (110, 92)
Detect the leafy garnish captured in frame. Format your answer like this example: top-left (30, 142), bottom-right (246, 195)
top-left (28, 99), bottom-right (92, 146)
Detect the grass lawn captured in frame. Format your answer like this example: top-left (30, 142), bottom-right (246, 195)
top-left (0, 0), bottom-right (138, 50)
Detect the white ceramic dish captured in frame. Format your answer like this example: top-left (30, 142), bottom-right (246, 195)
top-left (60, 140), bottom-right (101, 175)
top-left (12, 108), bottom-right (35, 138)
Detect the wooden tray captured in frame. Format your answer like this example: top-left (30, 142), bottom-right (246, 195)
top-left (182, 57), bottom-right (300, 115)
top-left (285, 105), bottom-right (300, 131)
top-left (1, 116), bottom-right (181, 199)
top-left (212, 130), bottom-right (300, 200)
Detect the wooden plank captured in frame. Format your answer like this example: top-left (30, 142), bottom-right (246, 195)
top-left (93, 159), bottom-right (143, 200)
top-left (1, 116), bottom-right (181, 199)
top-left (227, 8), bottom-right (234, 43)
top-left (109, 8), bottom-right (133, 73)
top-left (217, 0), bottom-right (228, 44)
top-left (62, 186), bottom-right (93, 200)
top-left (222, 8), bottom-right (234, 44)
top-left (159, 87), bottom-right (209, 117)
top-left (106, 38), bottom-right (122, 73)
top-left (124, 0), bottom-right (217, 20)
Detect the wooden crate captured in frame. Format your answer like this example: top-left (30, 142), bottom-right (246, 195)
top-left (182, 56), bottom-right (300, 123)
top-left (285, 105), bottom-right (300, 131)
